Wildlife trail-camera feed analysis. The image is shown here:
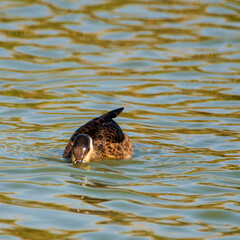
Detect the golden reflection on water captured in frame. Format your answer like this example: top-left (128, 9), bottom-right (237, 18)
top-left (0, 0), bottom-right (240, 239)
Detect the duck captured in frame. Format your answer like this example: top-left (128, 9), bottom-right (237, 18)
top-left (63, 107), bottom-right (133, 163)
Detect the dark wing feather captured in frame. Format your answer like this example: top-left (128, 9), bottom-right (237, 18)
top-left (96, 120), bottom-right (124, 143)
top-left (63, 107), bottom-right (124, 158)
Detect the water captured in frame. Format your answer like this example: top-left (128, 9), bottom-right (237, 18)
top-left (0, 0), bottom-right (240, 239)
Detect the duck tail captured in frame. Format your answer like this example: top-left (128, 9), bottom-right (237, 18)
top-left (100, 107), bottom-right (124, 121)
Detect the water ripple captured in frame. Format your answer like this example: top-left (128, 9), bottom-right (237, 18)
top-left (0, 0), bottom-right (240, 239)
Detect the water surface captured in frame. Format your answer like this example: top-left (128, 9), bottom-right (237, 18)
top-left (0, 0), bottom-right (240, 239)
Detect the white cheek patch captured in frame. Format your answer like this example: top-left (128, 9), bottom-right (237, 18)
top-left (82, 138), bottom-right (94, 163)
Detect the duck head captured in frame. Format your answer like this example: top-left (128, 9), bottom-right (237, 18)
top-left (71, 134), bottom-right (93, 163)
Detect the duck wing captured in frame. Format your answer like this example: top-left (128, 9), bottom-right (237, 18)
top-left (63, 107), bottom-right (124, 158)
top-left (95, 119), bottom-right (125, 143)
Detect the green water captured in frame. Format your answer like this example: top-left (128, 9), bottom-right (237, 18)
top-left (0, 0), bottom-right (240, 239)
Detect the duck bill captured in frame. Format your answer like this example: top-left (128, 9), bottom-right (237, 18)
top-left (74, 160), bottom-right (83, 164)
top-left (71, 155), bottom-right (83, 164)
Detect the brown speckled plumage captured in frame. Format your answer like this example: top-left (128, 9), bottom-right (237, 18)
top-left (63, 107), bottom-right (133, 161)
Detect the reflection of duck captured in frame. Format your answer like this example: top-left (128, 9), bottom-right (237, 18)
top-left (63, 107), bottom-right (133, 163)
